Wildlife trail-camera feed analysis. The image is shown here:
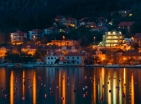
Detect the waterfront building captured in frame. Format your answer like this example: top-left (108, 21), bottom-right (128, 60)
top-left (134, 33), bottom-right (141, 47)
top-left (44, 27), bottom-right (59, 35)
top-left (21, 44), bottom-right (39, 55)
top-left (10, 30), bottom-right (27, 45)
top-left (0, 46), bottom-right (10, 58)
top-left (102, 31), bottom-right (124, 46)
top-left (47, 40), bottom-right (78, 46)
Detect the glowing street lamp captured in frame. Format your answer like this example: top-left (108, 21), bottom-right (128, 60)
top-left (94, 37), bottom-right (95, 45)
top-left (63, 36), bottom-right (65, 40)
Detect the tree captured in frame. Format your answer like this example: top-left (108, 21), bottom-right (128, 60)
top-left (133, 43), bottom-right (139, 49)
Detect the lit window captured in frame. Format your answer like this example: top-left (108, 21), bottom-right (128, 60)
top-left (129, 14), bottom-right (132, 17)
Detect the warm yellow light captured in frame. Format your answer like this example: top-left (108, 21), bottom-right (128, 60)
top-left (129, 13), bottom-right (132, 17)
top-left (102, 57), bottom-right (105, 60)
top-left (63, 36), bottom-right (65, 40)
top-left (124, 58), bottom-right (126, 60)
top-left (33, 35), bottom-right (35, 38)
top-left (94, 37), bottom-right (95, 39)
top-left (131, 37), bottom-right (134, 40)
top-left (113, 32), bottom-right (115, 34)
top-left (108, 32), bottom-right (111, 35)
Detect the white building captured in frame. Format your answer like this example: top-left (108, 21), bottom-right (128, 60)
top-left (46, 51), bottom-right (65, 65)
top-left (64, 52), bottom-right (82, 65)
top-left (10, 30), bottom-right (27, 43)
top-left (46, 51), bottom-right (83, 65)
top-left (28, 29), bottom-right (44, 40)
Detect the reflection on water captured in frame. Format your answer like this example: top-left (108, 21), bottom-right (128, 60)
top-left (0, 67), bottom-right (140, 104)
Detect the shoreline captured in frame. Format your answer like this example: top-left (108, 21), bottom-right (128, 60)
top-left (0, 64), bottom-right (141, 68)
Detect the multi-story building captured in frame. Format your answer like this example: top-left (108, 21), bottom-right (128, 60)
top-left (28, 29), bottom-right (44, 40)
top-left (60, 17), bottom-right (77, 28)
top-left (44, 27), bottom-right (59, 35)
top-left (47, 40), bottom-right (78, 46)
top-left (21, 44), bottom-right (39, 55)
top-left (10, 30), bottom-right (27, 45)
top-left (46, 51), bottom-right (65, 65)
top-left (102, 31), bottom-right (124, 46)
top-left (118, 22), bottom-right (134, 31)
top-left (134, 33), bottom-right (141, 46)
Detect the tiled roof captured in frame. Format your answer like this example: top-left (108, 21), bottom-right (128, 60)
top-left (65, 52), bottom-right (81, 56)
top-left (46, 27), bottom-right (58, 30)
top-left (134, 33), bottom-right (141, 38)
top-left (55, 15), bottom-right (63, 19)
top-left (94, 26), bottom-right (105, 29)
top-left (47, 51), bottom-right (63, 56)
top-left (122, 52), bottom-right (141, 56)
top-left (11, 31), bottom-right (26, 34)
top-left (97, 17), bottom-right (104, 20)
top-left (29, 29), bottom-right (42, 32)
top-left (21, 44), bottom-right (39, 49)
top-left (118, 22), bottom-right (134, 26)
top-left (79, 17), bottom-right (89, 22)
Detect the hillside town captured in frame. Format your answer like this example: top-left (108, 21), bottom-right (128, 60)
top-left (0, 10), bottom-right (141, 67)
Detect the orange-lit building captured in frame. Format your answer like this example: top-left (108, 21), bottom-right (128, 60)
top-left (134, 33), bottom-right (141, 47)
top-left (21, 44), bottom-right (39, 55)
top-left (10, 30), bottom-right (27, 45)
top-left (47, 40), bottom-right (78, 46)
top-left (0, 46), bottom-right (10, 58)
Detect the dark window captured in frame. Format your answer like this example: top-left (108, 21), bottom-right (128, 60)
top-left (77, 57), bottom-right (79, 59)
top-left (63, 62), bottom-right (66, 64)
top-left (48, 57), bottom-right (50, 59)
top-left (72, 57), bottom-right (74, 59)
top-left (51, 57), bottom-right (53, 59)
top-left (77, 61), bottom-right (79, 64)
top-left (67, 57), bottom-right (69, 59)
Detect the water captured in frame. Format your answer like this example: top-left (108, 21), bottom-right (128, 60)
top-left (0, 67), bottom-right (140, 104)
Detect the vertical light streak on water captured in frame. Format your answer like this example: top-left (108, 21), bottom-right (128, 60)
top-left (123, 68), bottom-right (126, 104)
top-left (93, 69), bottom-right (96, 104)
top-left (108, 71), bottom-right (111, 104)
top-left (113, 71), bottom-right (117, 104)
top-left (131, 73), bottom-right (134, 104)
top-left (10, 71), bottom-right (14, 104)
top-left (62, 70), bottom-right (66, 104)
top-left (23, 70), bottom-right (25, 97)
top-left (33, 71), bottom-right (36, 104)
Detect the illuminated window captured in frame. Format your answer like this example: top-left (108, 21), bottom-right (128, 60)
top-left (129, 14), bottom-right (132, 17)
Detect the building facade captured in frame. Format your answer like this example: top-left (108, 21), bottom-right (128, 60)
top-left (28, 29), bottom-right (44, 40)
top-left (10, 31), bottom-right (27, 44)
top-left (134, 33), bottom-right (141, 47)
top-left (102, 31), bottom-right (124, 46)
top-left (47, 40), bottom-right (78, 46)
top-left (44, 27), bottom-right (59, 35)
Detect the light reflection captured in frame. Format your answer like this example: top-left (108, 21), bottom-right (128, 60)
top-left (123, 68), bottom-right (126, 104)
top-left (102, 68), bottom-right (104, 99)
top-left (23, 70), bottom-right (25, 97)
top-left (113, 71), bottom-right (117, 104)
top-left (108, 71), bottom-right (111, 104)
top-left (10, 71), bottom-right (14, 104)
top-left (33, 71), bottom-right (36, 104)
top-left (62, 70), bottom-right (66, 104)
top-left (131, 73), bottom-right (134, 104)
top-left (93, 70), bottom-right (96, 104)
top-left (59, 70), bottom-right (61, 102)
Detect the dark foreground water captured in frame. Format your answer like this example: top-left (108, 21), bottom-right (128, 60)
top-left (0, 67), bottom-right (140, 104)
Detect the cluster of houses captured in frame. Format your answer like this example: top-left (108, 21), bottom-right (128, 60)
top-left (10, 9), bottom-right (134, 46)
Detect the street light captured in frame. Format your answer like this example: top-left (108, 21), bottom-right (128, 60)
top-left (94, 37), bottom-right (95, 45)
top-left (63, 36), bottom-right (65, 40)
top-left (33, 35), bottom-right (35, 42)
top-left (131, 37), bottom-right (134, 50)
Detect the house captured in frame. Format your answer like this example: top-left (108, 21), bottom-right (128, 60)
top-left (96, 17), bottom-right (107, 22)
top-left (85, 22), bottom-right (96, 28)
top-left (60, 17), bottom-right (77, 28)
top-left (97, 20), bottom-right (107, 26)
top-left (79, 17), bottom-right (89, 26)
top-left (21, 44), bottom-right (39, 55)
top-left (48, 40), bottom-right (79, 46)
top-left (46, 51), bottom-right (65, 65)
top-left (64, 52), bottom-right (82, 65)
top-left (28, 29), bottom-right (44, 40)
top-left (10, 30), bottom-right (27, 45)
top-left (92, 49), bottom-right (107, 61)
top-left (55, 46), bottom-right (80, 53)
top-left (111, 10), bottom-right (132, 17)
top-left (59, 29), bottom-right (70, 34)
top-left (54, 15), bottom-right (64, 22)
top-left (91, 26), bottom-right (108, 33)
top-left (118, 22), bottom-right (134, 31)
top-left (44, 27), bottom-right (59, 35)
top-left (134, 33), bottom-right (141, 47)
top-left (0, 46), bottom-right (10, 58)
top-left (102, 31), bottom-right (124, 46)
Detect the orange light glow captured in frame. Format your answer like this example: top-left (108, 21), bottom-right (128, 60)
top-left (23, 70), bottom-right (25, 97)
top-left (33, 71), bottom-right (36, 104)
top-left (131, 73), bottom-right (134, 104)
top-left (62, 70), bottom-right (66, 104)
top-left (10, 71), bottom-right (14, 104)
